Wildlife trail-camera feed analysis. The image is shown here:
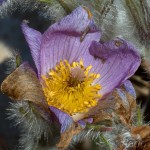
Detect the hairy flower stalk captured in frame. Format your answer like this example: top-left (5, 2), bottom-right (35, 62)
top-left (1, 3), bottom-right (150, 150)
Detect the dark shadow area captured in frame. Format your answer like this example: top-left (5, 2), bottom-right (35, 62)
top-left (0, 6), bottom-right (51, 150)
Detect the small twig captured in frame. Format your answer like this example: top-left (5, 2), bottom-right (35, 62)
top-left (56, 0), bottom-right (71, 14)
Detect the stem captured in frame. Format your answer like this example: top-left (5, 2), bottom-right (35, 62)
top-left (56, 0), bottom-right (71, 14)
top-left (137, 104), bottom-right (143, 126)
top-left (99, 133), bottom-right (112, 150)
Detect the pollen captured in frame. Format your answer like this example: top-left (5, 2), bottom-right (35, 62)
top-left (42, 60), bottom-right (102, 115)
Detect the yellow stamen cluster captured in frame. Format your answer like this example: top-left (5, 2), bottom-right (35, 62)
top-left (42, 60), bottom-right (102, 115)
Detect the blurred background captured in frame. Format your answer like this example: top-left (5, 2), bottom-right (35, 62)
top-left (0, 2), bottom-right (51, 149)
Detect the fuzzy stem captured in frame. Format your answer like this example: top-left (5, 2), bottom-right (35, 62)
top-left (99, 133), bottom-right (112, 150)
top-left (56, 0), bottom-right (71, 14)
top-left (40, 0), bottom-right (71, 14)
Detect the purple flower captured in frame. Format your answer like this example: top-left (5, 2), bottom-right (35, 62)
top-left (21, 7), bottom-right (141, 132)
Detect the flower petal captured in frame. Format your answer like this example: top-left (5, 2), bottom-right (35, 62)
top-left (22, 22), bottom-right (42, 75)
top-left (86, 118), bottom-right (93, 123)
top-left (78, 120), bottom-right (86, 128)
top-left (78, 118), bottom-right (93, 128)
top-left (49, 106), bottom-right (73, 133)
top-left (123, 80), bottom-right (136, 98)
top-left (116, 80), bottom-right (136, 108)
top-left (82, 38), bottom-right (141, 97)
top-left (40, 6), bottom-right (101, 75)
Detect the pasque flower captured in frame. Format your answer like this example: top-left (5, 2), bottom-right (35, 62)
top-left (2, 6), bottom-right (141, 133)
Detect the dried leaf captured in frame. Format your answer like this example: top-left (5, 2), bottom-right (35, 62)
top-left (131, 126), bottom-right (150, 139)
top-left (131, 126), bottom-right (150, 150)
top-left (113, 88), bottom-right (137, 126)
top-left (1, 63), bottom-right (47, 108)
top-left (87, 97), bottom-right (114, 124)
top-left (117, 126), bottom-right (150, 150)
top-left (57, 123), bottom-right (82, 150)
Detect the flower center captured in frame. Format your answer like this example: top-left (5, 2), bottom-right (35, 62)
top-left (42, 60), bottom-right (102, 115)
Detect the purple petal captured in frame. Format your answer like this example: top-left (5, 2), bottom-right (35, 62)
top-left (82, 38), bottom-right (141, 97)
top-left (78, 118), bottom-right (93, 128)
top-left (116, 80), bottom-right (136, 107)
top-left (86, 118), bottom-right (93, 123)
top-left (49, 106), bottom-right (73, 133)
top-left (78, 120), bottom-right (86, 128)
top-left (21, 22), bottom-right (42, 75)
top-left (40, 6), bottom-right (101, 75)
top-left (123, 80), bottom-right (136, 98)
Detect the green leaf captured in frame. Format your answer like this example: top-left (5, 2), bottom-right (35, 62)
top-left (137, 104), bottom-right (143, 126)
